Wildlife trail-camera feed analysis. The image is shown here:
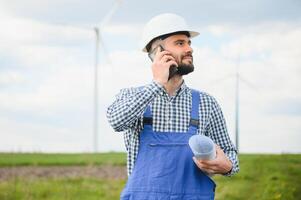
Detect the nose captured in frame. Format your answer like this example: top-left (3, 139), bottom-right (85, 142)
top-left (186, 44), bottom-right (193, 54)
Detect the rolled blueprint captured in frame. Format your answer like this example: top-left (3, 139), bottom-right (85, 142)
top-left (189, 135), bottom-right (216, 160)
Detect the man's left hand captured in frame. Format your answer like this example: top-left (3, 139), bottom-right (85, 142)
top-left (192, 145), bottom-right (232, 175)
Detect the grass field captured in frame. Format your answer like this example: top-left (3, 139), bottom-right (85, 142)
top-left (0, 153), bottom-right (300, 200)
top-left (0, 153), bottom-right (126, 167)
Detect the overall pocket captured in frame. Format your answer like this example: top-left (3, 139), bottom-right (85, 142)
top-left (147, 143), bottom-right (187, 179)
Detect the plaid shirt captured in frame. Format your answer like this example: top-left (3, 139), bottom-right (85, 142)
top-left (107, 81), bottom-right (239, 177)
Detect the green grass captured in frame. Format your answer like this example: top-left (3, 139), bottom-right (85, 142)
top-left (0, 152), bottom-right (126, 166)
top-left (0, 177), bottom-right (125, 200)
top-left (213, 154), bottom-right (301, 200)
top-left (0, 153), bottom-right (300, 200)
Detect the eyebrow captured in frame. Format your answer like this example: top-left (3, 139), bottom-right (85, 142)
top-left (174, 39), bottom-right (191, 45)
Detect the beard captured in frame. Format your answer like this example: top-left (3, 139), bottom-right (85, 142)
top-left (175, 53), bottom-right (194, 76)
top-left (167, 53), bottom-right (194, 80)
top-left (176, 63), bottom-right (194, 75)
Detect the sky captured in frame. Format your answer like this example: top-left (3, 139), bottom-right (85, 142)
top-left (0, 0), bottom-right (300, 153)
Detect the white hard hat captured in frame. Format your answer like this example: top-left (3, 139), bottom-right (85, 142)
top-left (141, 13), bottom-right (199, 52)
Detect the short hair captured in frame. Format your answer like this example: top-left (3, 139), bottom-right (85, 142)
top-left (146, 31), bottom-right (190, 52)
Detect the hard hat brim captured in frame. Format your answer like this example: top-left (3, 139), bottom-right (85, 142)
top-left (142, 30), bottom-right (200, 52)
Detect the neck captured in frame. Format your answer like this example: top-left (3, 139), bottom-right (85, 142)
top-left (163, 75), bottom-right (183, 96)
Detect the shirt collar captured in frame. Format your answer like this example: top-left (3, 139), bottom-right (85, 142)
top-left (160, 80), bottom-right (189, 98)
top-left (177, 80), bottom-right (189, 96)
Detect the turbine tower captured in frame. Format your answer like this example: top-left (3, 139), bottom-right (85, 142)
top-left (93, 0), bottom-right (122, 152)
top-left (54, 0), bottom-right (122, 152)
top-left (235, 54), bottom-right (240, 152)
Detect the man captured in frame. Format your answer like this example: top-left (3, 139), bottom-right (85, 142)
top-left (107, 13), bottom-right (239, 200)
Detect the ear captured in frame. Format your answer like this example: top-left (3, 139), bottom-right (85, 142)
top-left (147, 49), bottom-right (153, 61)
top-left (148, 51), bottom-right (155, 62)
top-left (148, 45), bottom-right (162, 61)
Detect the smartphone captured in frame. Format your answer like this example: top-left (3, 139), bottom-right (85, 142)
top-left (148, 45), bottom-right (178, 80)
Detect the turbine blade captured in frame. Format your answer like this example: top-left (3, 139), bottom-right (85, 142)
top-left (239, 75), bottom-right (259, 92)
top-left (99, 0), bottom-right (123, 29)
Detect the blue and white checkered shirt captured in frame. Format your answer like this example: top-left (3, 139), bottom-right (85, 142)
top-left (107, 80), bottom-right (239, 176)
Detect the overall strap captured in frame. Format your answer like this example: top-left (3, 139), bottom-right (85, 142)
top-left (143, 105), bottom-right (152, 118)
top-left (138, 86), bottom-right (153, 127)
top-left (142, 106), bottom-right (152, 128)
top-left (188, 89), bottom-right (201, 133)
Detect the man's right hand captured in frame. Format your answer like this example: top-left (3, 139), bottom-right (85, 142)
top-left (151, 48), bottom-right (178, 86)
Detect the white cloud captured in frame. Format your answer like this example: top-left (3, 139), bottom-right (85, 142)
top-left (0, 11), bottom-right (93, 48)
top-left (0, 117), bottom-right (93, 153)
top-left (206, 25), bottom-right (231, 37)
top-left (0, 9), bottom-right (300, 153)
top-left (0, 71), bottom-right (25, 85)
top-left (103, 23), bottom-right (142, 37)
top-left (0, 64), bottom-right (93, 113)
top-left (189, 22), bottom-right (301, 153)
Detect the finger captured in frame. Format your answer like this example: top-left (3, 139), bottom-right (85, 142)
top-left (154, 51), bottom-right (172, 61)
top-left (198, 159), bottom-right (219, 168)
top-left (193, 157), bottom-right (205, 170)
top-left (161, 55), bottom-right (175, 62)
top-left (193, 158), bottom-right (217, 174)
top-left (166, 60), bottom-right (178, 67)
top-left (197, 164), bottom-right (216, 174)
top-left (201, 164), bottom-right (219, 174)
top-left (193, 157), bottom-right (212, 169)
top-left (197, 162), bottom-right (213, 169)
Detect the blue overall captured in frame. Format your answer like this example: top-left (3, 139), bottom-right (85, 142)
top-left (121, 90), bottom-right (216, 200)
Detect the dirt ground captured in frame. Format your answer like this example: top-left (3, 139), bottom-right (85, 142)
top-left (0, 165), bottom-right (127, 181)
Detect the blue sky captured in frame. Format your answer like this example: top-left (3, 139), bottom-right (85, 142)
top-left (0, 0), bottom-right (300, 153)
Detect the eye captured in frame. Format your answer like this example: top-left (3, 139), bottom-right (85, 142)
top-left (176, 41), bottom-right (184, 46)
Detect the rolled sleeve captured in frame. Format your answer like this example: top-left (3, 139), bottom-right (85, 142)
top-left (223, 151), bottom-right (240, 177)
top-left (206, 96), bottom-right (240, 176)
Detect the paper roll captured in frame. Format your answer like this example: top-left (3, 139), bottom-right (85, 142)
top-left (188, 135), bottom-right (216, 160)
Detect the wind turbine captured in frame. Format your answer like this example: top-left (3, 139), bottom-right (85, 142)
top-left (234, 52), bottom-right (258, 152)
top-left (235, 54), bottom-right (240, 152)
top-left (52, 0), bottom-right (122, 152)
top-left (92, 0), bottom-right (123, 152)
top-left (205, 50), bottom-right (258, 153)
